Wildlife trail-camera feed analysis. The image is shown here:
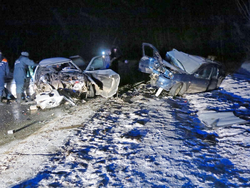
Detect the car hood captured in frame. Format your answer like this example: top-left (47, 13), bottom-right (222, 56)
top-left (167, 49), bottom-right (206, 74)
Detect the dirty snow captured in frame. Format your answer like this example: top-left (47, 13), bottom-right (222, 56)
top-left (0, 73), bottom-right (249, 187)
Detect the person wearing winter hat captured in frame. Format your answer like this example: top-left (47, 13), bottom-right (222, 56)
top-left (0, 51), bottom-right (10, 105)
top-left (13, 52), bottom-right (37, 104)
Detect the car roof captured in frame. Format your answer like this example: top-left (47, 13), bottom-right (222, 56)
top-left (167, 49), bottom-right (219, 74)
top-left (39, 57), bottom-right (71, 67)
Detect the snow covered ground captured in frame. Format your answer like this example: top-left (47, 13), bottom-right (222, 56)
top-left (0, 72), bottom-right (249, 187)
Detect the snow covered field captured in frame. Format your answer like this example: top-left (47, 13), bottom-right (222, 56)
top-left (0, 73), bottom-right (249, 187)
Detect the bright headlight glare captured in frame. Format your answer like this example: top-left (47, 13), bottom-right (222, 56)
top-left (169, 72), bottom-right (174, 79)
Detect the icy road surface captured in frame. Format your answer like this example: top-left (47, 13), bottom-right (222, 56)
top-left (0, 73), bottom-right (249, 187)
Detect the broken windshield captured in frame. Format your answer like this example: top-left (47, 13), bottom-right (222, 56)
top-left (166, 53), bottom-right (185, 72)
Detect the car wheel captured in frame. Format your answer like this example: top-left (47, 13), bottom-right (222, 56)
top-left (178, 83), bottom-right (187, 96)
top-left (169, 83), bottom-right (182, 97)
top-left (87, 84), bottom-right (95, 98)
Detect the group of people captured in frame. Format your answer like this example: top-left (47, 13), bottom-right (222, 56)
top-left (0, 51), bottom-right (37, 105)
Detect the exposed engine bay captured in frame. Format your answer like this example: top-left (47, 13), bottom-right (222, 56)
top-left (34, 63), bottom-right (89, 98)
top-left (29, 56), bottom-right (120, 109)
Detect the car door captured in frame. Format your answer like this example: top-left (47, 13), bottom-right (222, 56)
top-left (186, 65), bottom-right (213, 93)
top-left (207, 66), bottom-right (219, 91)
top-left (84, 56), bottom-right (120, 98)
top-left (138, 43), bottom-right (160, 74)
top-left (85, 56), bottom-right (106, 71)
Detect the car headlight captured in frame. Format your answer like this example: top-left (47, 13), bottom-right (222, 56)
top-left (164, 70), bottom-right (174, 79)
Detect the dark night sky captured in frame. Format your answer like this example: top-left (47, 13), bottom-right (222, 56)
top-left (0, 0), bottom-right (246, 67)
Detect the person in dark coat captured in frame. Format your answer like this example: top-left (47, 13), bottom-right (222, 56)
top-left (110, 46), bottom-right (122, 73)
top-left (0, 51), bottom-right (10, 105)
top-left (14, 52), bottom-right (37, 103)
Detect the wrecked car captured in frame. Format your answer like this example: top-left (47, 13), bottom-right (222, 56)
top-left (139, 43), bottom-right (225, 97)
top-left (33, 56), bottom-right (120, 109)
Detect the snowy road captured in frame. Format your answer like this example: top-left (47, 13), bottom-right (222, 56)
top-left (0, 103), bottom-right (66, 146)
top-left (0, 73), bottom-right (249, 187)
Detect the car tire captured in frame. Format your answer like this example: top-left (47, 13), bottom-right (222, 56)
top-left (87, 84), bottom-right (95, 98)
top-left (169, 83), bottom-right (182, 97)
top-left (178, 83), bottom-right (187, 96)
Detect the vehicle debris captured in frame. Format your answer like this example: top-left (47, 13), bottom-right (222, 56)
top-left (139, 43), bottom-right (225, 97)
top-left (197, 111), bottom-right (248, 127)
top-left (30, 105), bottom-right (38, 111)
top-left (35, 90), bottom-right (64, 110)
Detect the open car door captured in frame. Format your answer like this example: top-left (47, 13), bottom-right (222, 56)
top-left (138, 43), bottom-right (182, 74)
top-left (138, 43), bottom-right (161, 74)
top-left (84, 56), bottom-right (120, 98)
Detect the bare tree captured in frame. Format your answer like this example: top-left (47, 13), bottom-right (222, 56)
top-left (236, 0), bottom-right (250, 22)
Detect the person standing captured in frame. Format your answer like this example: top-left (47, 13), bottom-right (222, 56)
top-left (0, 51), bottom-right (10, 105)
top-left (23, 65), bottom-right (35, 101)
top-left (110, 46), bottom-right (122, 73)
top-left (14, 52), bottom-right (37, 103)
top-left (103, 50), bottom-right (111, 69)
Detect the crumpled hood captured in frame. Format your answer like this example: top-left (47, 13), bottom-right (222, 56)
top-left (166, 49), bottom-right (206, 74)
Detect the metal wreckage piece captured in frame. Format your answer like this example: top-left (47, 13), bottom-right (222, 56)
top-left (35, 90), bottom-right (76, 110)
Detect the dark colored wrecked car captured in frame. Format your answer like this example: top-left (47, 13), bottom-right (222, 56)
top-left (139, 43), bottom-right (225, 97)
top-left (33, 56), bottom-right (120, 108)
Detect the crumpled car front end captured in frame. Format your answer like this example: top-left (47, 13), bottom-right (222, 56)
top-left (34, 66), bottom-right (88, 97)
top-left (139, 43), bottom-right (225, 97)
top-left (33, 57), bottom-right (90, 109)
top-left (33, 56), bottom-right (120, 109)
top-left (139, 43), bottom-right (183, 96)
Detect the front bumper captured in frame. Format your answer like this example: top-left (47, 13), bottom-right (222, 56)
top-left (155, 75), bottom-right (175, 91)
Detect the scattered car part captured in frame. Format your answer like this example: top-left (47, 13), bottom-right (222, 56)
top-left (197, 111), bottom-right (248, 127)
top-left (30, 105), bottom-right (38, 111)
top-left (35, 90), bottom-right (64, 110)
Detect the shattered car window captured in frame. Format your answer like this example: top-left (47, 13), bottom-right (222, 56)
top-left (166, 53), bottom-right (185, 71)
